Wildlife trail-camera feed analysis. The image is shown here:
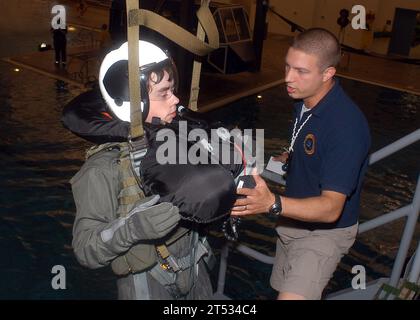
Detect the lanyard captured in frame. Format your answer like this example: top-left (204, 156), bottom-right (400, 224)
top-left (288, 113), bottom-right (312, 153)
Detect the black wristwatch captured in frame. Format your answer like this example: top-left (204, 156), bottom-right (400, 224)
top-left (268, 194), bottom-right (282, 216)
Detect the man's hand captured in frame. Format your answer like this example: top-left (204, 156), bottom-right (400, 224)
top-left (231, 173), bottom-right (275, 216)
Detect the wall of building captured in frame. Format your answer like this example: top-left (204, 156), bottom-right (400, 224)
top-left (266, 0), bottom-right (382, 48)
top-left (375, 0), bottom-right (420, 33)
top-left (224, 0), bottom-right (420, 49)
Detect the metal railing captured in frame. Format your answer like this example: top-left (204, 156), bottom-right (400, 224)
top-left (216, 129), bottom-right (420, 298)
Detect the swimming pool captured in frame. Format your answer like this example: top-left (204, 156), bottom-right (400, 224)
top-left (0, 54), bottom-right (418, 299)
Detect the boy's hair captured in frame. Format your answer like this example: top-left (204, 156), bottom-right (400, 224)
top-left (292, 28), bottom-right (341, 70)
top-left (145, 59), bottom-right (177, 93)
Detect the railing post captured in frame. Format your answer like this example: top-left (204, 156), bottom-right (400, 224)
top-left (407, 242), bottom-right (420, 284)
top-left (369, 129), bottom-right (420, 165)
top-left (389, 174), bottom-right (420, 287)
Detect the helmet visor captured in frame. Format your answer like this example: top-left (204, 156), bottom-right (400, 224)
top-left (103, 58), bottom-right (178, 105)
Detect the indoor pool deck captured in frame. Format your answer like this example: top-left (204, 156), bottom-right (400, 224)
top-left (3, 1), bottom-right (420, 110)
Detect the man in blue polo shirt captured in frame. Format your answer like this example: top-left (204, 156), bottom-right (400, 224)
top-left (232, 28), bottom-right (371, 300)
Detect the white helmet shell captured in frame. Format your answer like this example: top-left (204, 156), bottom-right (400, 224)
top-left (98, 40), bottom-right (169, 122)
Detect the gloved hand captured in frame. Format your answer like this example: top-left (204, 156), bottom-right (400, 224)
top-left (127, 195), bottom-right (181, 240)
top-left (100, 195), bottom-right (181, 246)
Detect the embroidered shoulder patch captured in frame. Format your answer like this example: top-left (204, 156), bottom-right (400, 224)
top-left (304, 134), bottom-right (316, 155)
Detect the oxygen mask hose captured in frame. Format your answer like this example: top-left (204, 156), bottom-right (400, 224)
top-left (177, 105), bottom-right (209, 128)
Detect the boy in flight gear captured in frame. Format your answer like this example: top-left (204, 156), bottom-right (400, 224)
top-left (68, 41), bottom-right (216, 300)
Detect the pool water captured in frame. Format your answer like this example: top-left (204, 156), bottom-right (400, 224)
top-left (1, 57), bottom-right (418, 299)
top-left (0, 0), bottom-right (418, 300)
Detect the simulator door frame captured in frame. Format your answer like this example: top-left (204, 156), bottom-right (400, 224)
top-left (388, 8), bottom-right (419, 57)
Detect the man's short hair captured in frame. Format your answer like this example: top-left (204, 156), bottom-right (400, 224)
top-left (291, 28), bottom-right (341, 70)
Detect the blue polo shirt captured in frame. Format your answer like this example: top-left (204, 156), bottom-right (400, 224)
top-left (284, 79), bottom-right (371, 228)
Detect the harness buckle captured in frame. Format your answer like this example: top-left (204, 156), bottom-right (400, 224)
top-left (156, 245), bottom-right (180, 273)
top-left (160, 262), bottom-right (170, 271)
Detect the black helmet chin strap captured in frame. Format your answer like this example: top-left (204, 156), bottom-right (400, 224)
top-left (151, 117), bottom-right (163, 125)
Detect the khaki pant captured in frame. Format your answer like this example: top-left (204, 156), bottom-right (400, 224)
top-left (270, 219), bottom-right (358, 300)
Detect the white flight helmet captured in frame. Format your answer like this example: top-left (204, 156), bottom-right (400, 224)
top-left (99, 40), bottom-right (176, 122)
